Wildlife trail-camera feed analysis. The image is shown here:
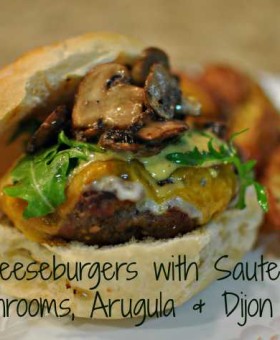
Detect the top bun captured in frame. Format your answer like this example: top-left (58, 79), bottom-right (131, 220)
top-left (0, 32), bottom-right (144, 134)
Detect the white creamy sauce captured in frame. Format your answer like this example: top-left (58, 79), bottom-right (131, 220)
top-left (91, 176), bottom-right (145, 202)
top-left (91, 176), bottom-right (202, 220)
top-left (137, 197), bottom-right (202, 221)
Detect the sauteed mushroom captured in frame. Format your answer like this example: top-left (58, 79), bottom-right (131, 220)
top-left (27, 105), bottom-right (69, 153)
top-left (99, 129), bottom-right (167, 155)
top-left (72, 63), bottom-right (145, 130)
top-left (74, 125), bottom-right (102, 142)
top-left (137, 120), bottom-right (188, 142)
top-left (99, 129), bottom-right (140, 152)
top-left (131, 47), bottom-right (170, 85)
top-left (145, 64), bottom-right (181, 120)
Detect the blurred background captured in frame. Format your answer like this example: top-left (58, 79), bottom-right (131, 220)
top-left (0, 0), bottom-right (279, 74)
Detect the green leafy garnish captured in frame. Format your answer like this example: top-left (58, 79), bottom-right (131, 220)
top-left (3, 132), bottom-right (103, 218)
top-left (166, 130), bottom-right (268, 212)
top-left (58, 130), bottom-right (104, 154)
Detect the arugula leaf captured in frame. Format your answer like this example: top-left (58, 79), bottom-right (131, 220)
top-left (166, 132), bottom-right (268, 212)
top-left (253, 182), bottom-right (268, 212)
top-left (3, 132), bottom-right (102, 218)
top-left (58, 131), bottom-right (104, 154)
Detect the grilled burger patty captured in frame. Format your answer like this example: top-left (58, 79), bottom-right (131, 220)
top-left (58, 190), bottom-right (196, 245)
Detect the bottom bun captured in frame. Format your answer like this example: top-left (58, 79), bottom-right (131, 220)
top-left (0, 187), bottom-right (263, 320)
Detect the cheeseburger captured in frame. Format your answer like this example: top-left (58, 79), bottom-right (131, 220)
top-left (0, 32), bottom-right (266, 319)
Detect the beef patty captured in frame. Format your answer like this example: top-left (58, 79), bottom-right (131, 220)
top-left (58, 189), bottom-right (196, 246)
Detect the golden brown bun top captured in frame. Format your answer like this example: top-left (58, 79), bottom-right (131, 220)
top-left (0, 32), bottom-right (144, 134)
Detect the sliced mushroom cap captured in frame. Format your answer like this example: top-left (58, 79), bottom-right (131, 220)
top-left (131, 47), bottom-right (170, 85)
top-left (137, 120), bottom-right (188, 142)
top-left (99, 129), bottom-right (165, 156)
top-left (74, 125), bottom-right (102, 142)
top-left (145, 64), bottom-right (181, 120)
top-left (27, 105), bottom-right (69, 153)
top-left (99, 130), bottom-right (140, 152)
top-left (72, 63), bottom-right (145, 130)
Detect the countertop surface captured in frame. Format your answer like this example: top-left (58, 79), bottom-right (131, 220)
top-left (0, 0), bottom-right (279, 74)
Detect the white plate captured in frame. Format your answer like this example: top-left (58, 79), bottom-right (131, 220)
top-left (0, 74), bottom-right (279, 340)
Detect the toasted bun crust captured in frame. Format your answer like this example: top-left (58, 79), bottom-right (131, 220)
top-left (0, 188), bottom-right (263, 319)
top-left (0, 32), bottom-right (144, 134)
